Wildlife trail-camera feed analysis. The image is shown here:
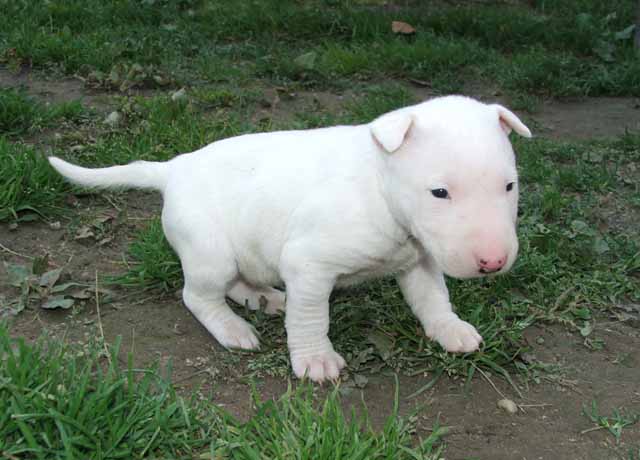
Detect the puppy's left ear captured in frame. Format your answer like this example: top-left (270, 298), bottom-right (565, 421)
top-left (493, 105), bottom-right (532, 138)
top-left (370, 111), bottom-right (414, 153)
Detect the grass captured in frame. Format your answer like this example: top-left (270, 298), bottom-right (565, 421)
top-left (0, 139), bottom-right (69, 221)
top-left (0, 328), bottom-right (219, 458)
top-left (0, 325), bottom-right (446, 459)
top-left (217, 382), bottom-right (446, 459)
top-left (0, 87), bottom-right (84, 136)
top-left (69, 92), bottom-right (253, 168)
top-left (1, 0), bottom-right (638, 97)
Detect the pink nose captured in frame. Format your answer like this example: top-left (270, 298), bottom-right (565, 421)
top-left (476, 254), bottom-right (507, 273)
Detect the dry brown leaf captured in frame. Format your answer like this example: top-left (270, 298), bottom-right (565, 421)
top-left (75, 226), bottom-right (95, 240)
top-left (391, 21), bottom-right (415, 35)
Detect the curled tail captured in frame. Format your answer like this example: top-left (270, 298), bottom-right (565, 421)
top-left (48, 157), bottom-right (169, 192)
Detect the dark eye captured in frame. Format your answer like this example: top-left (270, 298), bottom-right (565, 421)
top-left (431, 188), bottom-right (449, 199)
top-left (506, 182), bottom-right (515, 192)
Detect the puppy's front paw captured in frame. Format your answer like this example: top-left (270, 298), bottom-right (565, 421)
top-left (291, 349), bottom-right (346, 382)
top-left (210, 315), bottom-right (260, 351)
top-left (427, 314), bottom-right (482, 353)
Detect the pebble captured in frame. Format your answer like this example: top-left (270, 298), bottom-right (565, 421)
top-left (171, 88), bottom-right (187, 102)
top-left (497, 398), bottom-right (518, 414)
top-left (104, 111), bottom-right (122, 127)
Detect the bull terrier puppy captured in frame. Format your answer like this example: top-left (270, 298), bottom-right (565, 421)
top-left (50, 95), bottom-right (531, 382)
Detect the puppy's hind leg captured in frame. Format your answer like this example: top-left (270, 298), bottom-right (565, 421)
top-left (166, 219), bottom-right (260, 350)
top-left (227, 279), bottom-right (286, 315)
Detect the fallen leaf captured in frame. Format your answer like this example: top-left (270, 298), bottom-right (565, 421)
top-left (69, 288), bottom-right (93, 300)
top-left (104, 111), bottom-right (122, 127)
top-left (294, 51), bottom-right (318, 70)
top-left (0, 296), bottom-right (26, 317)
top-left (391, 21), bottom-right (415, 35)
top-left (367, 330), bottom-right (395, 360)
top-left (593, 237), bottom-right (610, 255)
top-left (97, 236), bottom-right (114, 246)
top-left (39, 268), bottom-right (62, 289)
top-left (171, 88), bottom-right (187, 102)
top-left (4, 263), bottom-right (32, 287)
top-left (615, 24), bottom-right (636, 41)
top-left (353, 374), bottom-right (369, 388)
top-left (75, 226), bottom-right (95, 240)
top-left (408, 77), bottom-right (431, 87)
top-left (41, 296), bottom-right (74, 310)
top-left (579, 321), bottom-right (593, 337)
top-left (50, 282), bottom-right (85, 294)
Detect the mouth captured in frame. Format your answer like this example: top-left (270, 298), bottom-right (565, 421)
top-left (478, 266), bottom-right (502, 275)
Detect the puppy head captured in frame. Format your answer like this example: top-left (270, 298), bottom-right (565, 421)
top-left (371, 96), bottom-right (531, 279)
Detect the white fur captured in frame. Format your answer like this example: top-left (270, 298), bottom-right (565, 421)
top-left (49, 96), bottom-right (531, 382)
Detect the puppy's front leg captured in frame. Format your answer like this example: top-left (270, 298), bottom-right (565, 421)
top-left (283, 271), bottom-right (345, 382)
top-left (397, 259), bottom-right (482, 353)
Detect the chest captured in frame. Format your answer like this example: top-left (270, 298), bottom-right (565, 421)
top-left (335, 237), bottom-right (421, 287)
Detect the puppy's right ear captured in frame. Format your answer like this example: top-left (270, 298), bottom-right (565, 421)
top-left (370, 112), bottom-right (413, 153)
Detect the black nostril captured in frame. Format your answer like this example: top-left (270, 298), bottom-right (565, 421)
top-left (480, 259), bottom-right (488, 265)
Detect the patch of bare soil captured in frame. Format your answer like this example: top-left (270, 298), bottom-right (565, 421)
top-left (0, 65), bottom-right (110, 110)
top-left (534, 97), bottom-right (640, 140)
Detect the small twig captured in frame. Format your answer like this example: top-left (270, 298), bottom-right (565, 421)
top-left (474, 364), bottom-right (507, 400)
top-left (126, 216), bottom-right (155, 221)
top-left (103, 194), bottom-right (122, 212)
top-left (116, 285), bottom-right (157, 301)
top-left (129, 294), bottom-right (166, 306)
top-left (173, 368), bottom-right (212, 386)
top-left (0, 242), bottom-right (33, 260)
top-left (580, 425), bottom-right (606, 435)
top-left (519, 403), bottom-right (553, 408)
top-left (95, 270), bottom-right (111, 367)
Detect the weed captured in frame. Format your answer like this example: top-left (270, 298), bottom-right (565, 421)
top-left (582, 401), bottom-right (640, 444)
top-left (2, 253), bottom-right (109, 317)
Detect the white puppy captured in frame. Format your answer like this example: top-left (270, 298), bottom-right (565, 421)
top-left (49, 95), bottom-right (531, 382)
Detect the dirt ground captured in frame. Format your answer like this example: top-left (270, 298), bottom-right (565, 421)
top-left (2, 68), bottom-right (640, 459)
